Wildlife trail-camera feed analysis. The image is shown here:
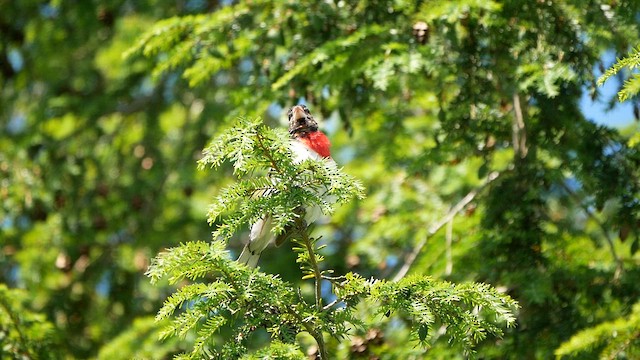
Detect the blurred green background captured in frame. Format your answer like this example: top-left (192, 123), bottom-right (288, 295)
top-left (1, 1), bottom-right (640, 358)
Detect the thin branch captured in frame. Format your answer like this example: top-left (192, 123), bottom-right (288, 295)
top-left (294, 216), bottom-right (329, 359)
top-left (285, 306), bottom-right (329, 360)
top-left (393, 171), bottom-right (500, 282)
top-left (445, 217), bottom-right (453, 276)
top-left (559, 182), bottom-right (623, 279)
top-left (255, 131), bottom-right (285, 176)
top-left (322, 299), bottom-right (340, 311)
top-left (321, 275), bottom-right (346, 282)
top-left (297, 219), bottom-right (323, 309)
top-left (512, 92), bottom-right (528, 159)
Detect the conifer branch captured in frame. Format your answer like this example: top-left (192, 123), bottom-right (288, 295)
top-left (145, 118), bottom-right (517, 358)
top-left (597, 46), bottom-right (640, 102)
top-left (290, 214), bottom-right (330, 357)
top-left (284, 306), bottom-right (328, 360)
top-left (255, 130), bottom-right (284, 176)
top-left (0, 285), bottom-right (58, 358)
top-left (297, 219), bottom-right (324, 310)
top-left (0, 293), bottom-right (29, 357)
top-left (555, 301), bottom-right (640, 358)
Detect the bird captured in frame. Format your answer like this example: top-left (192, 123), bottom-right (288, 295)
top-left (237, 104), bottom-right (334, 268)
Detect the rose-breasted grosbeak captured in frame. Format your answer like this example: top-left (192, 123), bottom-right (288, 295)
top-left (237, 104), bottom-right (333, 268)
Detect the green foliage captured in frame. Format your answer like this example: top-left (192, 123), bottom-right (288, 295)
top-left (240, 342), bottom-right (307, 360)
top-left (0, 285), bottom-right (60, 359)
top-left (1, 2), bottom-right (228, 358)
top-left (148, 240), bottom-right (518, 358)
top-left (597, 46), bottom-right (640, 101)
top-left (3, 0), bottom-right (640, 359)
top-left (340, 273), bottom-right (518, 355)
top-left (198, 117), bottom-right (364, 242)
top-left (148, 241), bottom-right (303, 359)
top-left (554, 44), bottom-right (640, 360)
top-left (555, 302), bottom-right (640, 359)
top-left (147, 119), bottom-right (518, 358)
top-left (96, 317), bottom-right (184, 360)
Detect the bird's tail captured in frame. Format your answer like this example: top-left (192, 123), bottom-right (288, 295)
top-left (237, 244), bottom-right (261, 268)
top-left (237, 217), bottom-right (273, 268)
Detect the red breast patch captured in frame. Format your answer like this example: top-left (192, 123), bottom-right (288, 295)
top-left (300, 131), bottom-right (331, 158)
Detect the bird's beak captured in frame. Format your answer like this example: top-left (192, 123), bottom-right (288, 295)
top-left (289, 105), bottom-right (311, 134)
top-left (291, 106), bottom-right (306, 122)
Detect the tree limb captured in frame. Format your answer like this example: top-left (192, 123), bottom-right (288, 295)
top-left (393, 171), bottom-right (500, 282)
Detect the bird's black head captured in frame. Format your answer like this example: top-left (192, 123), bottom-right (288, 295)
top-left (288, 104), bottom-right (318, 136)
